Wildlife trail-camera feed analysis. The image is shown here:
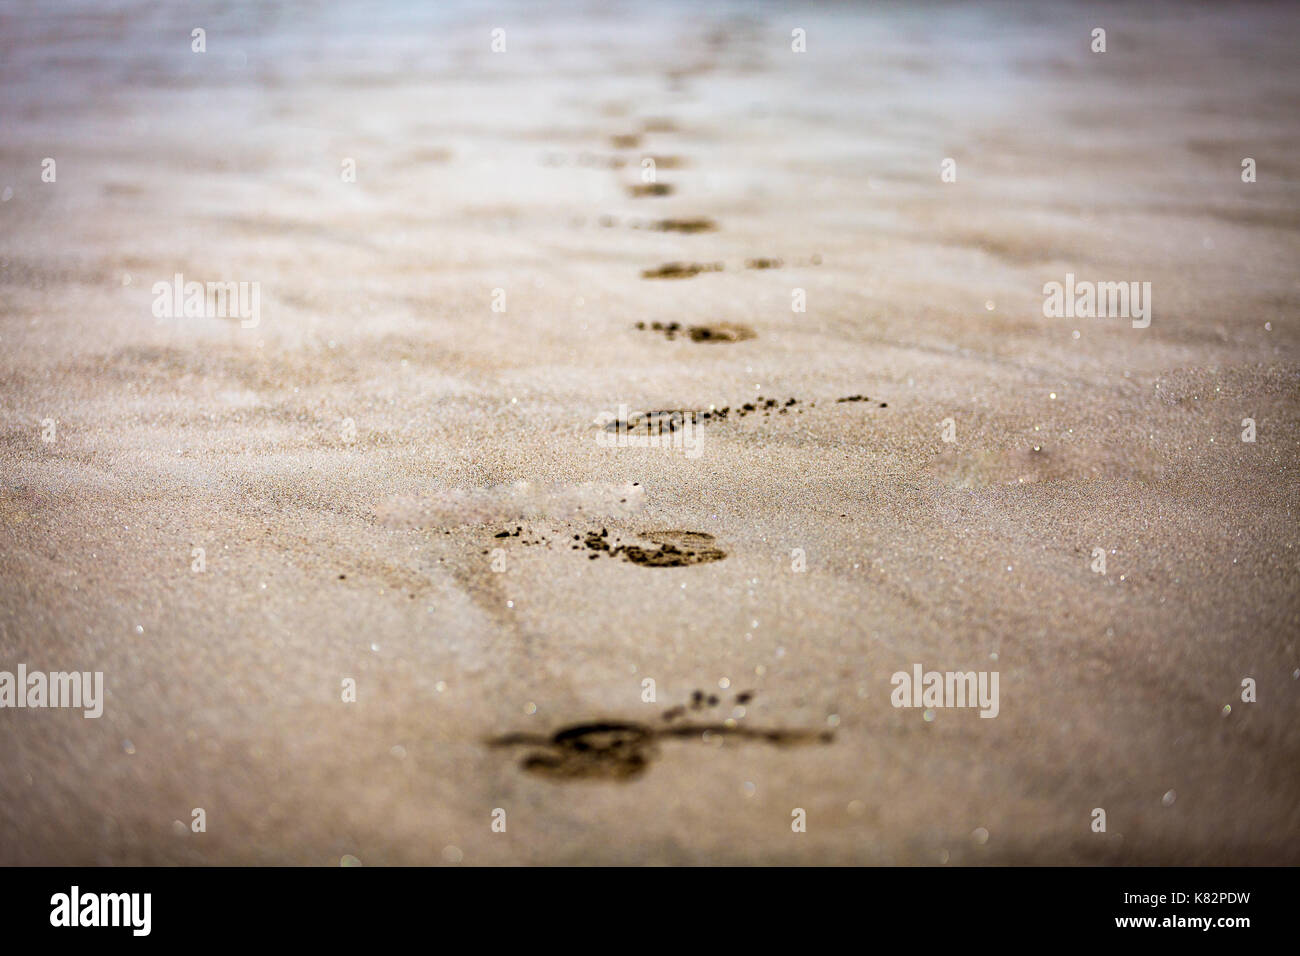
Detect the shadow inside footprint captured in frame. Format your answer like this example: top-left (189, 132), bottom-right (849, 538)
top-left (490, 691), bottom-right (833, 781)
top-left (499, 723), bottom-right (655, 780)
top-left (604, 409), bottom-right (699, 434)
top-left (640, 261), bottom-right (723, 279)
top-left (651, 217), bottom-right (717, 233)
top-left (688, 322), bottom-right (754, 343)
top-left (582, 528), bottom-right (727, 566)
top-left (627, 183), bottom-right (674, 197)
top-left (621, 530), bottom-right (726, 566)
top-left (634, 321), bottom-right (754, 342)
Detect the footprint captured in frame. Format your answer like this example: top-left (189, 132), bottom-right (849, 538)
top-left (619, 530), bottom-right (727, 566)
top-left (634, 320), bottom-right (754, 342)
top-left (603, 408), bottom-right (700, 434)
top-left (593, 396), bottom-right (880, 440)
top-left (497, 722), bottom-right (654, 780)
top-left (627, 183), bottom-right (674, 197)
top-left (602, 399), bottom-right (802, 434)
top-left (836, 394), bottom-right (888, 407)
top-left (686, 322), bottom-right (753, 342)
top-left (490, 690), bottom-right (833, 781)
top-left (640, 261), bottom-right (724, 279)
top-left (745, 257), bottom-right (783, 269)
top-left (732, 397), bottom-right (800, 417)
top-left (582, 529), bottom-right (727, 567)
top-left (650, 217), bottom-right (717, 233)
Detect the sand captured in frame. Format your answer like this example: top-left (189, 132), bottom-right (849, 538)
top-left (1, 0), bottom-right (1297, 865)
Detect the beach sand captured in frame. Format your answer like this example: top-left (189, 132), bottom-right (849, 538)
top-left (1, 0), bottom-right (1297, 864)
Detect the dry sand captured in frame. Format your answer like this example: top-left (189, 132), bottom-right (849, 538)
top-left (1, 0), bottom-right (1298, 864)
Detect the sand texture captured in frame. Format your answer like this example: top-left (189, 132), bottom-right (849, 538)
top-left (1, 1), bottom-right (1298, 864)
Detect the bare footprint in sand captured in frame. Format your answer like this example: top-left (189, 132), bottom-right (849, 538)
top-left (650, 217), bottom-right (717, 233)
top-left (686, 322), bottom-right (754, 342)
top-left (627, 183), bottom-right (674, 197)
top-left (490, 690), bottom-right (833, 780)
top-left (836, 394), bottom-right (888, 407)
top-left (640, 261), bottom-right (724, 279)
top-left (581, 529), bottom-right (727, 566)
top-left (605, 408), bottom-right (701, 433)
top-left (634, 320), bottom-right (754, 342)
top-left (598, 400), bottom-right (804, 436)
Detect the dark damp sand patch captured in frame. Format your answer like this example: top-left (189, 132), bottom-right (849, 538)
top-left (627, 183), bottom-right (674, 197)
top-left (489, 690), bottom-right (833, 781)
top-left (582, 529), bottom-right (727, 567)
top-left (640, 261), bottom-right (723, 279)
top-left (634, 320), bottom-right (754, 342)
top-left (649, 217), bottom-right (717, 233)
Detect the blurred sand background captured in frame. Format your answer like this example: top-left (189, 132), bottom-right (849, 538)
top-left (1, 0), bottom-right (1298, 864)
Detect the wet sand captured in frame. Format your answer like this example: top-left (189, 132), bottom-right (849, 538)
top-left (1, 0), bottom-right (1298, 864)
